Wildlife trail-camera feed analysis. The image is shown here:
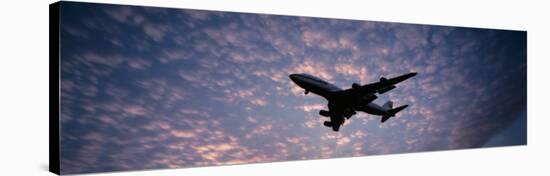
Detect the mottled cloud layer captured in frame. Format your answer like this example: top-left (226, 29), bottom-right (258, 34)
top-left (58, 2), bottom-right (526, 174)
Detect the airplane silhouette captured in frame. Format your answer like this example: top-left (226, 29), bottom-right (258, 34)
top-left (289, 72), bottom-right (417, 131)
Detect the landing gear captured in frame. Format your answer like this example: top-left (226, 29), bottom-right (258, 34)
top-left (343, 108), bottom-right (356, 119)
top-left (328, 119), bottom-right (344, 132)
top-left (332, 125), bottom-right (340, 132)
top-left (324, 121), bottom-right (340, 131)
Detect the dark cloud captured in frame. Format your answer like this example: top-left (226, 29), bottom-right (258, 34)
top-left (58, 2), bottom-right (527, 174)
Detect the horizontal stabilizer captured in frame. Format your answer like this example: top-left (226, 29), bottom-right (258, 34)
top-left (381, 105), bottom-right (408, 123)
top-left (381, 115), bottom-right (391, 123)
top-left (389, 105), bottom-right (408, 115)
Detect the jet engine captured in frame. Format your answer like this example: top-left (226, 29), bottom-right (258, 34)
top-left (352, 83), bottom-right (361, 89)
top-left (319, 110), bottom-right (331, 117)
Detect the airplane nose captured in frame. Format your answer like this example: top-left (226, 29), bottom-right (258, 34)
top-left (289, 74), bottom-right (298, 82)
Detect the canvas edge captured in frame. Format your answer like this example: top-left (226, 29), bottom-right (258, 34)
top-left (49, 1), bottom-right (61, 175)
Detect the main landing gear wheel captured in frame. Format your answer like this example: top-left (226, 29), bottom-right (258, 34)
top-left (323, 121), bottom-right (332, 127)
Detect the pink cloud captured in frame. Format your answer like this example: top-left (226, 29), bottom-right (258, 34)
top-left (288, 58), bottom-right (333, 81)
top-left (123, 105), bottom-right (148, 116)
top-left (250, 98), bottom-right (268, 106)
top-left (336, 137), bottom-right (351, 145)
top-left (170, 130), bottom-right (195, 138)
top-left (250, 124), bottom-right (273, 135)
top-left (179, 108), bottom-right (210, 118)
top-left (296, 103), bottom-right (325, 112)
top-left (301, 30), bottom-right (340, 50)
top-left (333, 63), bottom-right (371, 84)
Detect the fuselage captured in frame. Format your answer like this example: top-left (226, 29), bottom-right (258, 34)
top-left (356, 103), bottom-right (389, 116)
top-left (289, 73), bottom-right (342, 99)
top-left (289, 73), bottom-right (388, 115)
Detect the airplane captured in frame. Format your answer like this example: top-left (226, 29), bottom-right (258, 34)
top-left (289, 72), bottom-right (417, 131)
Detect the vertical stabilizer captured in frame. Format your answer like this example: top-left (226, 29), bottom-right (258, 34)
top-left (382, 101), bottom-right (393, 110)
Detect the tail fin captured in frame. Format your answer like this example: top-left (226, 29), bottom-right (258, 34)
top-left (381, 105), bottom-right (408, 123)
top-left (382, 101), bottom-right (393, 110)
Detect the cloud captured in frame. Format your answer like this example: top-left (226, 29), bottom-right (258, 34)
top-left (334, 63), bottom-right (371, 83)
top-left (184, 10), bottom-right (213, 21)
top-left (297, 103), bottom-right (325, 112)
top-left (104, 6), bottom-right (134, 23)
top-left (79, 52), bottom-right (125, 67)
top-left (336, 137), bottom-right (351, 145)
top-left (143, 24), bottom-right (168, 42)
top-left (127, 58), bottom-right (151, 70)
top-left (289, 58), bottom-right (333, 81)
top-left (63, 25), bottom-right (90, 38)
top-left (251, 124), bottom-right (273, 135)
top-left (170, 130), bottom-right (195, 138)
top-left (250, 98), bottom-right (268, 106)
top-left (123, 105), bottom-right (148, 116)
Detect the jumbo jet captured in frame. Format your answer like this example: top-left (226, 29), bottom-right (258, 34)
top-left (289, 72), bottom-right (417, 131)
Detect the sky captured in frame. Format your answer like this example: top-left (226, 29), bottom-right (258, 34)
top-left (58, 2), bottom-right (527, 174)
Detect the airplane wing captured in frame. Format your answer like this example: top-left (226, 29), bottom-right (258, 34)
top-left (354, 72), bottom-right (417, 94)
